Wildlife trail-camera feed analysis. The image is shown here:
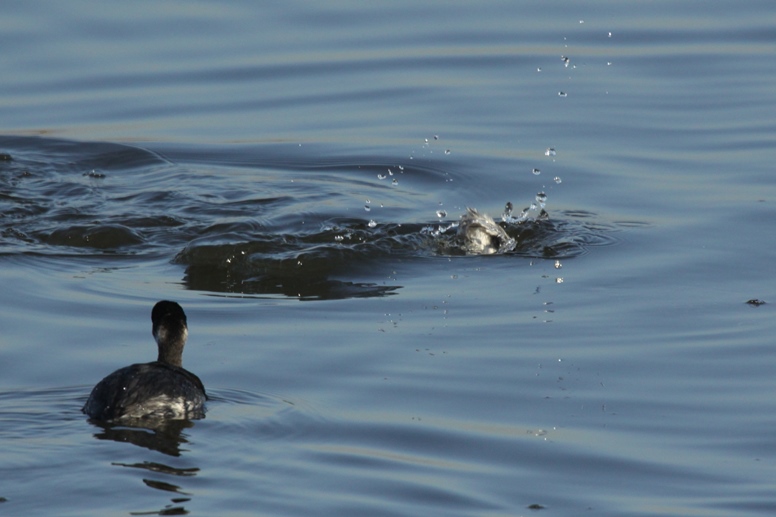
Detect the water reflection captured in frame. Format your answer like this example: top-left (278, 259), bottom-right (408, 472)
top-left (113, 460), bottom-right (198, 516)
top-left (88, 418), bottom-right (198, 457)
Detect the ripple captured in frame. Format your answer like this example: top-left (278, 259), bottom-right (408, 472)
top-left (1, 136), bottom-right (620, 297)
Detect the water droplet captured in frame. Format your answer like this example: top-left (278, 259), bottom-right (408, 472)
top-left (377, 173), bottom-right (387, 180)
top-left (544, 148), bottom-right (556, 157)
top-left (398, 165), bottom-right (404, 171)
top-left (558, 91), bottom-right (567, 97)
top-left (444, 149), bottom-right (451, 155)
top-left (537, 67), bottom-right (542, 72)
top-left (561, 56), bottom-right (570, 67)
top-left (536, 192), bottom-right (547, 208)
top-left (368, 219), bottom-right (377, 228)
top-left (553, 176), bottom-right (562, 184)
top-left (436, 210), bottom-right (447, 218)
top-left (433, 135), bottom-right (439, 140)
top-left (579, 19), bottom-right (584, 24)
top-left (388, 168), bottom-right (394, 176)
top-left (532, 168), bottom-right (541, 175)
top-left (391, 178), bottom-right (398, 186)
top-left (334, 235), bottom-right (344, 242)
top-left (554, 260), bottom-right (562, 269)
top-left (555, 277), bottom-right (564, 284)
top-left (608, 31), bottom-right (612, 37)
top-left (502, 202), bottom-right (515, 222)
top-left (364, 204), bottom-right (371, 212)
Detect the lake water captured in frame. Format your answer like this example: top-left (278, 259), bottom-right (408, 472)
top-left (1, 1), bottom-right (775, 515)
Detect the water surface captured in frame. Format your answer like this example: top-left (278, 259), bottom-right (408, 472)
top-left (1, 1), bottom-right (775, 516)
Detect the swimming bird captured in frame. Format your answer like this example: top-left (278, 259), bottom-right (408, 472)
top-left (457, 207), bottom-right (516, 255)
top-left (82, 300), bottom-right (206, 421)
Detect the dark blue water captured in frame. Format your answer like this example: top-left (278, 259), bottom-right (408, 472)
top-left (1, 1), bottom-right (775, 516)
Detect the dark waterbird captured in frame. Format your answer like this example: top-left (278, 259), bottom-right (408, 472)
top-left (82, 301), bottom-right (206, 421)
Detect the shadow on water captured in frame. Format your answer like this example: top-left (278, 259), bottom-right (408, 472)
top-left (0, 135), bottom-right (620, 299)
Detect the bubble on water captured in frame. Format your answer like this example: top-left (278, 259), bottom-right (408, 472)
top-left (579, 19), bottom-right (584, 24)
top-left (364, 204), bottom-right (371, 212)
top-left (537, 67), bottom-right (542, 72)
top-left (545, 148), bottom-right (556, 157)
top-left (555, 277), bottom-right (564, 284)
top-left (561, 56), bottom-right (570, 67)
top-left (433, 135), bottom-right (439, 140)
top-left (608, 31), bottom-right (612, 38)
top-left (368, 219), bottom-right (377, 228)
top-left (558, 91), bottom-right (567, 97)
top-left (334, 235), bottom-right (344, 242)
top-left (391, 178), bottom-right (398, 186)
top-left (536, 192), bottom-right (547, 208)
top-left (444, 149), bottom-right (451, 155)
top-left (554, 260), bottom-right (562, 269)
top-left (553, 176), bottom-right (562, 184)
top-left (436, 210), bottom-right (447, 219)
top-left (377, 173), bottom-right (387, 180)
top-left (532, 168), bottom-right (541, 175)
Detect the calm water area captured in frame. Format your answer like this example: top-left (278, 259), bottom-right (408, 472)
top-left (1, 1), bottom-right (775, 515)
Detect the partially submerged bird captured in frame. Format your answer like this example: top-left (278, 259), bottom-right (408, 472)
top-left (82, 300), bottom-right (206, 422)
top-left (457, 207), bottom-right (516, 255)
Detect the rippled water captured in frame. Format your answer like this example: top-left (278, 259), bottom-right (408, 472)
top-left (2, 1), bottom-right (776, 516)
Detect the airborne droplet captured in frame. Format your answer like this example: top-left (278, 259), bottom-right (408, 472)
top-left (536, 192), bottom-right (547, 208)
